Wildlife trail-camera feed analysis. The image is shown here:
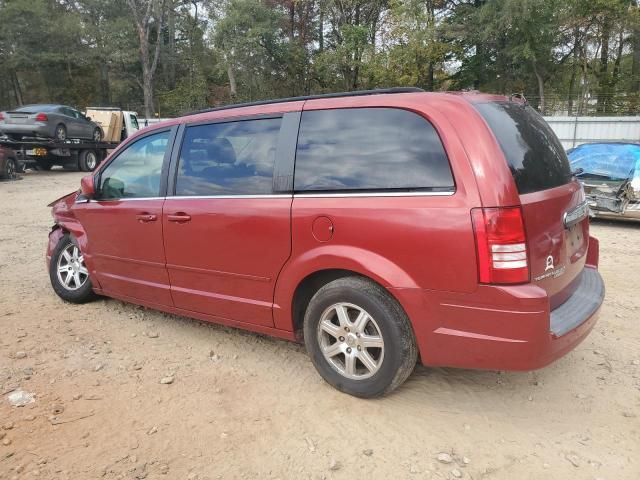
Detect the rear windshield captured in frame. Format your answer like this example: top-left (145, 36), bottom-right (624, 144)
top-left (474, 102), bottom-right (572, 194)
top-left (15, 105), bottom-right (58, 113)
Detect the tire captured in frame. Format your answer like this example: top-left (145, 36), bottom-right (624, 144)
top-left (0, 157), bottom-right (17, 180)
top-left (92, 128), bottom-right (102, 142)
top-left (49, 234), bottom-right (96, 304)
top-left (54, 123), bottom-right (67, 141)
top-left (303, 276), bottom-right (418, 398)
top-left (79, 150), bottom-right (99, 172)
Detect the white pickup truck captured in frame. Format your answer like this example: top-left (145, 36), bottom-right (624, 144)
top-left (85, 107), bottom-right (140, 142)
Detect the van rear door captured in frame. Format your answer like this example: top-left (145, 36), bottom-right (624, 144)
top-left (474, 102), bottom-right (589, 307)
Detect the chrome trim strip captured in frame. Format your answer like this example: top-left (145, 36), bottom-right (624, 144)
top-left (169, 194), bottom-right (292, 199)
top-left (83, 191), bottom-right (454, 201)
top-left (86, 197), bottom-right (165, 203)
top-left (293, 191), bottom-right (455, 198)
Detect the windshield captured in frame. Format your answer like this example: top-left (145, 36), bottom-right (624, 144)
top-left (568, 143), bottom-right (638, 182)
top-left (474, 101), bottom-right (572, 194)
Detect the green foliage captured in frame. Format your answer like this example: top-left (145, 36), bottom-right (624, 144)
top-left (1, 0), bottom-right (640, 115)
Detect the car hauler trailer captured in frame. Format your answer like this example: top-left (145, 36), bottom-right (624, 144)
top-left (0, 137), bottom-right (117, 172)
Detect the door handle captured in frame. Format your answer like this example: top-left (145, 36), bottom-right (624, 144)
top-left (136, 213), bottom-right (157, 223)
top-left (167, 213), bottom-right (191, 223)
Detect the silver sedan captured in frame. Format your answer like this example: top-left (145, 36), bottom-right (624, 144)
top-left (0, 104), bottom-right (102, 142)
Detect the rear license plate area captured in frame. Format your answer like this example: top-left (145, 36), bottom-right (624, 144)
top-left (566, 223), bottom-right (585, 256)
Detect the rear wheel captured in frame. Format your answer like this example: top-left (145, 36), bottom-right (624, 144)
top-left (49, 234), bottom-right (96, 303)
top-left (92, 128), bottom-right (102, 142)
top-left (303, 276), bottom-right (417, 398)
top-left (79, 150), bottom-right (98, 172)
top-left (54, 124), bottom-right (67, 141)
top-left (1, 157), bottom-right (17, 180)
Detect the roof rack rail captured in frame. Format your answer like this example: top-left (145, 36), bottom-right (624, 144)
top-left (186, 87), bottom-right (425, 117)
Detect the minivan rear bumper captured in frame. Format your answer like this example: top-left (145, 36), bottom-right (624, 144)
top-left (392, 245), bottom-right (604, 371)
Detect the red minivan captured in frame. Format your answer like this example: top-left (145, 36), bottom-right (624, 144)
top-left (47, 88), bottom-right (604, 397)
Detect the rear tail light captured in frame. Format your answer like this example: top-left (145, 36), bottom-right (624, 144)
top-left (0, 112), bottom-right (4, 121)
top-left (35, 113), bottom-right (48, 122)
top-left (471, 206), bottom-right (529, 284)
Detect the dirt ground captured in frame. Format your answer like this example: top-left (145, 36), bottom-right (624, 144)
top-left (0, 170), bottom-right (639, 480)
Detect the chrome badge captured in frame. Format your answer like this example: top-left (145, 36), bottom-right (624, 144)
top-left (563, 201), bottom-right (588, 229)
top-left (545, 255), bottom-right (555, 271)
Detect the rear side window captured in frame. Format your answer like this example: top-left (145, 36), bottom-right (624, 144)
top-left (474, 102), bottom-right (571, 194)
top-left (175, 118), bottom-right (281, 196)
top-left (294, 108), bottom-right (454, 192)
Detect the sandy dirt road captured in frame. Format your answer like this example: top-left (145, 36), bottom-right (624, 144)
top-left (0, 170), bottom-right (639, 480)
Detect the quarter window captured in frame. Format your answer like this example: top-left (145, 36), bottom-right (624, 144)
top-left (294, 108), bottom-right (454, 192)
top-left (98, 131), bottom-right (170, 199)
top-left (175, 118), bottom-right (281, 196)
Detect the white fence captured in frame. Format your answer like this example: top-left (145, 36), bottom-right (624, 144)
top-left (141, 116), bottom-right (640, 151)
top-left (543, 116), bottom-right (640, 149)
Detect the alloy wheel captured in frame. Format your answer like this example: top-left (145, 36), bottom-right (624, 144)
top-left (56, 244), bottom-right (89, 291)
top-left (56, 125), bottom-right (66, 141)
top-left (317, 302), bottom-right (385, 380)
top-left (6, 159), bottom-right (15, 178)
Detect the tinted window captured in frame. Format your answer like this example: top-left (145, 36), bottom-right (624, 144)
top-left (176, 118), bottom-right (281, 196)
top-left (98, 131), bottom-right (170, 199)
top-left (474, 102), bottom-right (571, 194)
top-left (294, 108), bottom-right (453, 192)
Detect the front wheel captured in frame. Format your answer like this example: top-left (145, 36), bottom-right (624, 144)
top-left (1, 157), bottom-right (17, 179)
top-left (303, 276), bottom-right (417, 398)
top-left (49, 234), bottom-right (96, 303)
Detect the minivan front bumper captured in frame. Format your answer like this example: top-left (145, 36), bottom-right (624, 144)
top-left (392, 240), bottom-right (604, 371)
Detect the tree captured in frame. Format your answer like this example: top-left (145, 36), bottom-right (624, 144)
top-left (126, 0), bottom-right (167, 117)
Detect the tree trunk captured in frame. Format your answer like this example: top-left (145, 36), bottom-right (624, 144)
top-left (11, 70), bottom-right (23, 106)
top-left (227, 64), bottom-right (237, 98)
top-left (533, 62), bottom-right (545, 114)
top-left (567, 28), bottom-right (580, 116)
top-left (319, 6), bottom-right (324, 52)
top-left (473, 0), bottom-right (486, 89)
top-left (168, 3), bottom-right (176, 90)
top-left (289, 1), bottom-right (295, 41)
top-left (426, 62), bottom-right (434, 91)
top-left (127, 0), bottom-right (166, 120)
top-left (99, 63), bottom-right (110, 105)
top-left (633, 19), bottom-right (640, 93)
top-left (597, 18), bottom-right (611, 113)
top-left (143, 65), bottom-right (154, 118)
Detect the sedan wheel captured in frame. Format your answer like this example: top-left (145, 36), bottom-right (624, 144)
top-left (56, 244), bottom-right (89, 291)
top-left (55, 124), bottom-right (67, 141)
top-left (92, 128), bottom-right (102, 142)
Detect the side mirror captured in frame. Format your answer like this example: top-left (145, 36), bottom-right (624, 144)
top-left (86, 116), bottom-right (92, 121)
top-left (80, 175), bottom-right (96, 199)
